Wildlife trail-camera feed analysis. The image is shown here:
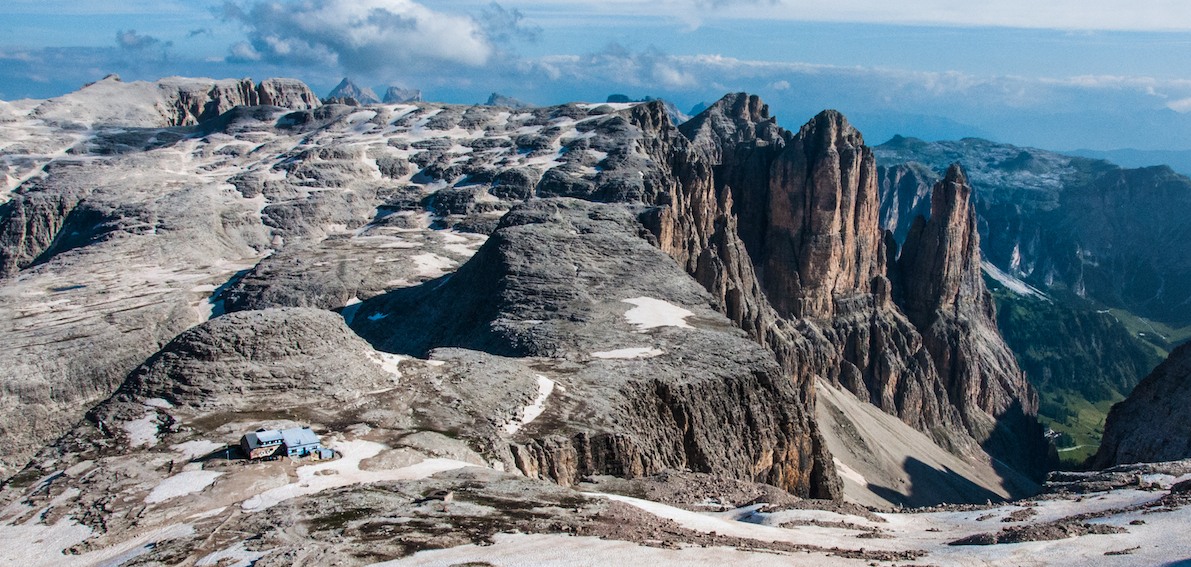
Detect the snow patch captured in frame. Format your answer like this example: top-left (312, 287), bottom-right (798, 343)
top-left (171, 440), bottom-right (226, 460)
top-left (123, 411), bottom-right (159, 448)
top-left (142, 398), bottom-right (173, 409)
top-left (367, 351), bottom-right (405, 380)
top-left (241, 440), bottom-right (477, 511)
top-left (410, 253), bottom-right (454, 277)
top-left (982, 261), bottom-right (1048, 300)
top-left (145, 470), bottom-right (223, 504)
top-left (502, 375), bottom-right (555, 435)
top-left (621, 297), bottom-right (694, 331)
top-left (196, 541), bottom-right (271, 567)
top-left (834, 458), bottom-right (867, 486)
top-left (0, 518), bottom-right (192, 567)
top-left (591, 347), bottom-right (664, 359)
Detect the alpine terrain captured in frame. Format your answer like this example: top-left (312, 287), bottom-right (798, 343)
top-left (1, 76), bottom-right (1189, 566)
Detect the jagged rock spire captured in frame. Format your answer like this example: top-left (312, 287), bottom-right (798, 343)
top-left (898, 163), bottom-right (982, 322)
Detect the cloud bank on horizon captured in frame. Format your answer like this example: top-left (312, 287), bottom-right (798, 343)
top-left (4, 0), bottom-right (1191, 151)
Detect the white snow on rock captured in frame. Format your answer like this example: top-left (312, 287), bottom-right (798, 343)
top-left (196, 541), bottom-right (271, 567)
top-left (410, 253), bottom-right (455, 277)
top-left (833, 458), bottom-right (867, 486)
top-left (240, 440), bottom-right (479, 512)
top-left (142, 398), bottom-right (173, 409)
top-left (123, 411), bottom-right (160, 448)
top-left (145, 470), bottom-right (223, 504)
top-left (171, 440), bottom-right (226, 460)
top-left (621, 297), bottom-right (694, 331)
top-left (367, 532), bottom-right (858, 567)
top-left (590, 347), bottom-right (664, 359)
top-left (502, 375), bottom-right (555, 435)
top-left (0, 518), bottom-right (193, 567)
top-left (367, 351), bottom-right (405, 380)
top-left (982, 261), bottom-right (1048, 300)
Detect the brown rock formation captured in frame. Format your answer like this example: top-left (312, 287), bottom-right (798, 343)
top-left (257, 78), bottom-right (322, 109)
top-left (764, 110), bottom-right (884, 319)
top-left (1092, 341), bottom-right (1191, 468)
top-left (668, 96), bottom-right (1047, 480)
top-left (897, 164), bottom-right (1050, 477)
top-left (165, 77), bottom-right (322, 126)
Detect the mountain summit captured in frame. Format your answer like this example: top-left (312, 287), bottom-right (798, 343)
top-left (326, 77), bottom-right (380, 104)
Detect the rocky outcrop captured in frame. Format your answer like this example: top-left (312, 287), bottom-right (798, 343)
top-left (28, 74), bottom-right (320, 129)
top-left (107, 308), bottom-right (395, 412)
top-left (327, 78), bottom-right (380, 105)
top-left (0, 165), bottom-right (90, 277)
top-left (897, 165), bottom-right (1050, 478)
top-left (384, 87), bottom-right (423, 104)
top-left (762, 110), bottom-right (884, 320)
top-left (670, 96), bottom-right (1047, 478)
top-left (353, 198), bottom-right (841, 498)
top-left (257, 77), bottom-right (322, 109)
top-left (486, 92), bottom-right (532, 109)
top-left (1092, 341), bottom-right (1191, 468)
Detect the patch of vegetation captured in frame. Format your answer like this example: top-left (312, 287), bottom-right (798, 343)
top-left (989, 279), bottom-right (1162, 404)
top-left (1035, 388), bottom-right (1124, 468)
top-left (987, 278), bottom-right (1167, 468)
top-left (1105, 308), bottom-right (1191, 359)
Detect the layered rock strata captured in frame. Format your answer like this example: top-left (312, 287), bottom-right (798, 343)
top-left (353, 198), bottom-right (841, 498)
top-left (669, 95), bottom-right (1047, 478)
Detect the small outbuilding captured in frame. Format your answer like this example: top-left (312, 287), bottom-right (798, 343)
top-left (240, 427), bottom-right (329, 460)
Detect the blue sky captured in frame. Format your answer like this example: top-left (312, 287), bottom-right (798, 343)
top-left (5, 0), bottom-right (1191, 151)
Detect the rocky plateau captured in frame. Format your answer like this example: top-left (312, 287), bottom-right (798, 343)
top-left (1, 76), bottom-right (1189, 566)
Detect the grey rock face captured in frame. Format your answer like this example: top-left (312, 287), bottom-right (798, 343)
top-left (353, 198), bottom-right (840, 497)
top-left (485, 93), bottom-right (532, 109)
top-left (875, 136), bottom-right (1191, 330)
top-left (110, 308), bottom-right (396, 411)
top-left (1093, 342), bottom-right (1191, 468)
top-left (878, 161), bottom-right (936, 245)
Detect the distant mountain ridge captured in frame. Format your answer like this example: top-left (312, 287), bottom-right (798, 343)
top-left (1065, 147), bottom-right (1191, 178)
top-left (875, 135), bottom-right (1191, 329)
top-left (326, 77), bottom-right (380, 104)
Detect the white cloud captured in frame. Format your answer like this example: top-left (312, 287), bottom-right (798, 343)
top-left (771, 80), bottom-right (790, 90)
top-left (1168, 97), bottom-right (1191, 112)
top-left (506, 0), bottom-right (1191, 31)
top-left (223, 0), bottom-right (495, 72)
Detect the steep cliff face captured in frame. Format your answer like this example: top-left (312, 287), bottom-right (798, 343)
top-left (1092, 341), bottom-right (1191, 468)
top-left (28, 74), bottom-right (321, 129)
top-left (257, 77), bottom-right (322, 109)
top-left (875, 136), bottom-right (1191, 331)
top-left (670, 96), bottom-right (1047, 482)
top-left (897, 165), bottom-right (1050, 477)
top-left (764, 110), bottom-right (884, 320)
